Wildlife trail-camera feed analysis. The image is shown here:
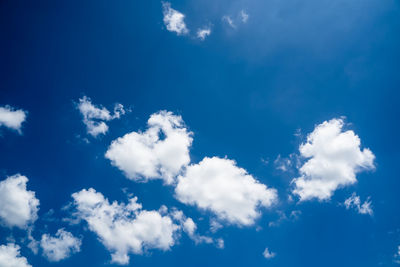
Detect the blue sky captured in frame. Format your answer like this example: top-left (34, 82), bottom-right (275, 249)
top-left (0, 0), bottom-right (400, 266)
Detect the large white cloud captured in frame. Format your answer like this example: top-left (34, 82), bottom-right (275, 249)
top-left (175, 157), bottom-right (277, 226)
top-left (162, 2), bottom-right (189, 35)
top-left (40, 229), bottom-right (81, 262)
top-left (0, 175), bottom-right (39, 229)
top-left (0, 106), bottom-right (27, 133)
top-left (0, 243), bottom-right (31, 267)
top-left (71, 188), bottom-right (180, 265)
top-left (292, 118), bottom-right (375, 201)
top-left (105, 111), bottom-right (193, 184)
top-left (77, 96), bottom-right (126, 137)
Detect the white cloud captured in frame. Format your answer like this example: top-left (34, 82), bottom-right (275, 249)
top-left (222, 16), bottom-right (236, 28)
top-left (292, 118), bottom-right (375, 201)
top-left (394, 245), bottom-right (400, 264)
top-left (40, 229), bottom-right (81, 262)
top-left (0, 175), bottom-right (39, 229)
top-left (240, 10), bottom-right (249, 23)
top-left (71, 188), bottom-right (179, 265)
top-left (77, 96), bottom-right (126, 137)
top-left (169, 210), bottom-right (215, 245)
top-left (197, 28), bottom-right (211, 41)
top-left (344, 193), bottom-right (373, 216)
top-left (175, 157), bottom-right (277, 226)
top-left (162, 2), bottom-right (189, 35)
top-left (263, 247), bottom-right (276, 259)
top-left (105, 111), bottom-right (193, 184)
top-left (0, 106), bottom-right (27, 133)
top-left (0, 243), bottom-right (32, 267)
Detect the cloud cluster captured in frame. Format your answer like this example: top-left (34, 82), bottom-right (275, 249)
top-left (105, 111), bottom-right (193, 184)
top-left (0, 106), bottom-right (27, 133)
top-left (292, 118), bottom-right (375, 201)
top-left (162, 2), bottom-right (189, 35)
top-left (344, 193), bottom-right (373, 216)
top-left (162, 2), bottom-right (212, 40)
top-left (0, 175), bottom-right (39, 229)
top-left (175, 157), bottom-right (277, 226)
top-left (77, 96), bottom-right (126, 137)
top-left (106, 111), bottom-right (277, 227)
top-left (0, 243), bottom-right (31, 267)
top-left (40, 229), bottom-right (81, 262)
top-left (71, 188), bottom-right (180, 265)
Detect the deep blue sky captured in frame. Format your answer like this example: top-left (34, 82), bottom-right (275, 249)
top-left (0, 0), bottom-right (400, 266)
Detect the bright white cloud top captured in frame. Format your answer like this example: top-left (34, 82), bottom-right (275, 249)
top-left (175, 157), bottom-right (277, 226)
top-left (0, 175), bottom-right (39, 229)
top-left (77, 96), bottom-right (126, 137)
top-left (344, 193), bottom-right (373, 216)
top-left (292, 118), bottom-right (375, 201)
top-left (162, 2), bottom-right (188, 35)
top-left (197, 28), bottom-right (211, 41)
top-left (72, 188), bottom-right (180, 265)
top-left (0, 106), bottom-right (27, 133)
top-left (40, 229), bottom-right (81, 262)
top-left (105, 111), bottom-right (193, 184)
top-left (0, 243), bottom-right (32, 267)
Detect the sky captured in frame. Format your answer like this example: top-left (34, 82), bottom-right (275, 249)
top-left (0, 0), bottom-right (400, 266)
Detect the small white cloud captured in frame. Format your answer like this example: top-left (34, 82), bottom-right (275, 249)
top-left (216, 238), bottom-right (224, 249)
top-left (0, 175), bottom-right (39, 229)
top-left (210, 219), bottom-right (223, 233)
top-left (222, 16), bottom-right (236, 28)
top-left (394, 245), bottom-right (400, 264)
top-left (77, 96), bottom-right (126, 137)
top-left (105, 111), bottom-right (193, 184)
top-left (263, 247), bottom-right (276, 259)
top-left (344, 193), bottom-right (373, 216)
top-left (162, 2), bottom-right (189, 35)
top-left (40, 229), bottom-right (81, 262)
top-left (71, 188), bottom-right (180, 265)
top-left (0, 106), bottom-right (27, 133)
top-left (197, 28), bottom-right (211, 41)
top-left (0, 243), bottom-right (32, 267)
top-left (274, 155), bottom-right (291, 172)
top-left (175, 156), bottom-right (277, 226)
top-left (240, 10), bottom-right (249, 23)
top-left (292, 118), bottom-right (375, 201)
top-left (170, 210), bottom-right (214, 245)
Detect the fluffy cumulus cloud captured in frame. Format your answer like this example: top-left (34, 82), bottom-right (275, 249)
top-left (71, 188), bottom-right (180, 265)
top-left (105, 111), bottom-right (193, 184)
top-left (263, 247), bottom-right (276, 259)
top-left (0, 175), bottom-right (39, 229)
top-left (162, 2), bottom-right (188, 35)
top-left (292, 118), bottom-right (375, 201)
top-left (175, 157), bottom-right (277, 226)
top-left (77, 96), bottom-right (126, 137)
top-left (0, 243), bottom-right (31, 267)
top-left (197, 28), bottom-right (211, 41)
top-left (0, 105), bottom-right (27, 133)
top-left (344, 193), bottom-right (373, 216)
top-left (40, 229), bottom-right (81, 262)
